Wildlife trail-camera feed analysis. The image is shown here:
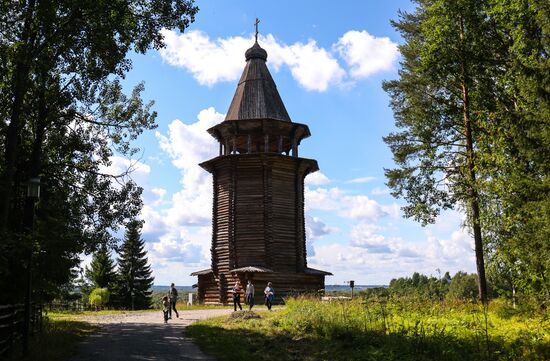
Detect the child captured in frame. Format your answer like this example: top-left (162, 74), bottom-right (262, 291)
top-left (162, 295), bottom-right (170, 323)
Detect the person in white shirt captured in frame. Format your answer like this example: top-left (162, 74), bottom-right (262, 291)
top-left (264, 282), bottom-right (274, 310)
top-left (245, 280), bottom-right (255, 310)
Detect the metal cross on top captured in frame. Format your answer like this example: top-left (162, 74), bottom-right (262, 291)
top-left (254, 17), bottom-right (260, 42)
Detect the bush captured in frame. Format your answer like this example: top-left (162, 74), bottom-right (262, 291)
top-left (446, 272), bottom-right (479, 301)
top-left (89, 288), bottom-right (110, 309)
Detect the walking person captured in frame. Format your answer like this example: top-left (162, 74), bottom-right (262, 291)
top-left (245, 280), bottom-right (255, 310)
top-left (264, 282), bottom-right (274, 310)
top-left (169, 283), bottom-right (179, 319)
top-left (161, 295), bottom-right (170, 324)
top-left (232, 280), bottom-right (242, 311)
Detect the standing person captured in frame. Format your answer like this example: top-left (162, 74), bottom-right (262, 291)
top-left (245, 280), bottom-right (255, 311)
top-left (169, 283), bottom-right (179, 319)
top-left (232, 280), bottom-right (242, 311)
top-left (264, 282), bottom-right (274, 310)
top-left (161, 295), bottom-right (170, 324)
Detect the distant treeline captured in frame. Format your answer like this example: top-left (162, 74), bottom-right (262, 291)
top-left (357, 271), bottom-right (527, 305)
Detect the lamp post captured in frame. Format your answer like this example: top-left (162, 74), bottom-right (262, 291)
top-left (23, 177), bottom-right (40, 355)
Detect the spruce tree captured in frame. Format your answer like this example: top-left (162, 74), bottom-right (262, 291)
top-left (116, 220), bottom-right (154, 310)
top-left (86, 246), bottom-right (116, 290)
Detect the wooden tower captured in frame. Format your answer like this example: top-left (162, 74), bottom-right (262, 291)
top-left (191, 37), bottom-right (331, 305)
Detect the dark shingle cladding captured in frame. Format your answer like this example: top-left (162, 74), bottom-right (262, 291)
top-left (225, 41), bottom-right (291, 122)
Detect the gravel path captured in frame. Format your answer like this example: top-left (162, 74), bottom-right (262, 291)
top-left (70, 309), bottom-right (233, 361)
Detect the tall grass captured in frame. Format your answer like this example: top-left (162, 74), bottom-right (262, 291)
top-left (188, 296), bottom-right (550, 361)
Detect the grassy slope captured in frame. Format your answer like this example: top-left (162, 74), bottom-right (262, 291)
top-left (187, 298), bottom-right (550, 361)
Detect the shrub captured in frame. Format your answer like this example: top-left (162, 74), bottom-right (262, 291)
top-left (89, 288), bottom-right (110, 309)
top-left (446, 272), bottom-right (479, 301)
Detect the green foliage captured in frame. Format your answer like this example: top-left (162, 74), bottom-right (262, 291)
top-left (384, 0), bottom-right (550, 303)
top-left (88, 287), bottom-right (110, 308)
top-left (0, 0), bottom-right (198, 304)
top-left (446, 272), bottom-right (479, 301)
top-left (114, 220), bottom-right (154, 310)
top-left (188, 297), bottom-right (550, 361)
top-left (383, 0), bottom-right (499, 302)
top-left (85, 246), bottom-right (116, 291)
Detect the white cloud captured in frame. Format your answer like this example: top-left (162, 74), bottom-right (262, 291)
top-left (159, 30), bottom-right (344, 91)
top-left (305, 171), bottom-right (330, 185)
top-left (159, 29), bottom-right (345, 92)
top-left (305, 186), bottom-right (400, 222)
top-left (349, 223), bottom-right (389, 252)
top-left (309, 222), bottom-right (476, 284)
top-left (345, 195), bottom-right (389, 221)
top-left (347, 176), bottom-right (376, 184)
top-left (154, 107), bottom-right (224, 226)
top-left (99, 156), bottom-right (151, 184)
top-left (306, 215), bottom-right (334, 240)
top-left (334, 30), bottom-right (399, 78)
top-left (274, 38), bottom-right (345, 91)
top-left (160, 29), bottom-right (397, 92)
top-left (159, 29), bottom-right (249, 86)
top-left (305, 186), bottom-right (344, 211)
top-left (371, 187), bottom-right (391, 196)
top-left (149, 238), bottom-right (203, 264)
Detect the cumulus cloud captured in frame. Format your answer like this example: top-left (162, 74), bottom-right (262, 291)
top-left (334, 30), bottom-right (399, 78)
top-left (305, 171), bottom-right (330, 185)
top-left (159, 29), bottom-right (398, 91)
top-left (306, 215), bottom-right (333, 240)
top-left (345, 195), bottom-right (388, 221)
top-left (306, 211), bottom-right (476, 284)
top-left (305, 186), bottom-right (344, 211)
top-left (154, 107), bottom-right (224, 226)
top-left (350, 223), bottom-right (390, 253)
top-left (305, 186), bottom-right (400, 221)
top-left (149, 238), bottom-right (203, 263)
top-left (347, 176), bottom-right (376, 184)
top-left (99, 156), bottom-right (151, 184)
top-left (271, 38), bottom-right (345, 91)
top-left (371, 187), bottom-right (391, 196)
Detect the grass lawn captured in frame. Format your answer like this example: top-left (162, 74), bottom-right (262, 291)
top-left (6, 317), bottom-right (96, 361)
top-left (187, 298), bottom-right (550, 361)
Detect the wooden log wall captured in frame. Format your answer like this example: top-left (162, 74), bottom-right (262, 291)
top-left (200, 153), bottom-right (321, 305)
top-left (234, 157), bottom-right (267, 267)
top-left (212, 163), bottom-right (233, 274)
top-left (271, 161), bottom-right (299, 272)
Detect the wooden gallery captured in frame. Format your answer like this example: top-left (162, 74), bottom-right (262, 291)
top-left (191, 37), bottom-right (332, 305)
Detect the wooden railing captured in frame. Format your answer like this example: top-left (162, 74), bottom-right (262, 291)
top-left (0, 303), bottom-right (42, 357)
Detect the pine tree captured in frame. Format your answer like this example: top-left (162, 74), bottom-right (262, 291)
top-left (115, 220), bottom-right (154, 310)
top-left (382, 0), bottom-right (503, 303)
top-left (85, 246), bottom-right (116, 291)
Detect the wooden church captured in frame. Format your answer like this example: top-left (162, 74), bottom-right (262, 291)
top-left (191, 30), bottom-right (332, 305)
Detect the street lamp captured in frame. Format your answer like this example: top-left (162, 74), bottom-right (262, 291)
top-left (23, 177), bottom-right (40, 355)
top-left (26, 177), bottom-right (41, 198)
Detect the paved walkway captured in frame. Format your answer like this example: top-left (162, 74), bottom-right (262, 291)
top-left (70, 309), bottom-right (233, 361)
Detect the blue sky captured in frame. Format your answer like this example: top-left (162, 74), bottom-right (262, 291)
top-left (101, 0), bottom-right (477, 285)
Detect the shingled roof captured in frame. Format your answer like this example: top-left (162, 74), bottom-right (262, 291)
top-left (225, 41), bottom-right (291, 122)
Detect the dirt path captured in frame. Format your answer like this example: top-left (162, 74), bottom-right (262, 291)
top-left (70, 309), bottom-right (233, 361)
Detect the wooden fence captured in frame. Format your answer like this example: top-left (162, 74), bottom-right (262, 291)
top-left (0, 303), bottom-right (42, 357)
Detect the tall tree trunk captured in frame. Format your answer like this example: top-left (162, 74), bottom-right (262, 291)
top-left (460, 16), bottom-right (488, 304)
top-left (0, 0), bottom-right (37, 232)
